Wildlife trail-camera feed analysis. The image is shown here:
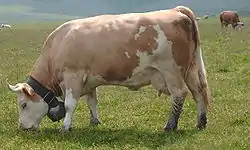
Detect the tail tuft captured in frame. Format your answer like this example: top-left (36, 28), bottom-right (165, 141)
top-left (197, 46), bottom-right (212, 107)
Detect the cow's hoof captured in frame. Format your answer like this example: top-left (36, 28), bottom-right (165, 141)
top-left (163, 123), bottom-right (177, 132)
top-left (164, 118), bottom-right (178, 132)
top-left (128, 86), bottom-right (139, 91)
top-left (196, 124), bottom-right (206, 130)
top-left (197, 113), bottom-right (207, 130)
top-left (90, 118), bottom-right (101, 126)
top-left (59, 126), bottom-right (72, 132)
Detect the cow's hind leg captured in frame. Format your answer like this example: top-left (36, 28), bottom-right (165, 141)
top-left (84, 88), bottom-right (101, 125)
top-left (186, 67), bottom-right (210, 129)
top-left (161, 70), bottom-right (189, 131)
top-left (185, 45), bottom-right (211, 129)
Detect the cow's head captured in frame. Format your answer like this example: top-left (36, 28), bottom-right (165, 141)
top-left (235, 22), bottom-right (244, 30)
top-left (8, 83), bottom-right (48, 130)
top-left (237, 22), bottom-right (244, 27)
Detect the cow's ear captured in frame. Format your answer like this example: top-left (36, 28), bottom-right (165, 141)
top-left (22, 83), bottom-right (36, 97)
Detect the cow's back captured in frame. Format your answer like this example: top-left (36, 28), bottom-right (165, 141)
top-left (220, 11), bottom-right (239, 23)
top-left (43, 10), bottom-right (194, 83)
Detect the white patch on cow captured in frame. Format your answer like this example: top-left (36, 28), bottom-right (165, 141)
top-left (73, 25), bottom-right (81, 30)
top-left (63, 88), bottom-right (77, 130)
top-left (152, 24), bottom-right (172, 55)
top-left (84, 88), bottom-right (99, 121)
top-left (124, 52), bottom-right (131, 58)
top-left (18, 99), bottom-right (48, 130)
top-left (235, 22), bottom-right (244, 31)
top-left (132, 24), bottom-right (172, 75)
top-left (132, 50), bottom-right (151, 75)
top-left (196, 46), bottom-right (206, 79)
top-left (151, 24), bottom-right (187, 98)
top-left (134, 26), bottom-right (146, 40)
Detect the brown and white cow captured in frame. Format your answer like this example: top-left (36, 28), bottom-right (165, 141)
top-left (220, 11), bottom-right (244, 29)
top-left (8, 6), bottom-right (211, 132)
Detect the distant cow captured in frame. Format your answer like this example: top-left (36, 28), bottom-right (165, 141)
top-left (203, 15), bottom-right (209, 20)
top-left (0, 24), bottom-right (13, 32)
top-left (1, 24), bottom-right (11, 28)
top-left (220, 11), bottom-right (244, 29)
top-left (196, 17), bottom-right (201, 21)
top-left (8, 6), bottom-right (211, 132)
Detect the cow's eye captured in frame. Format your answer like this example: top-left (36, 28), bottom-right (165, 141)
top-left (21, 103), bottom-right (27, 109)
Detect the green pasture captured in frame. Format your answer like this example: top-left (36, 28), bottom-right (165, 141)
top-left (0, 17), bottom-right (249, 150)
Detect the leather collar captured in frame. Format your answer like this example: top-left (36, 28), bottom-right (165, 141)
top-left (26, 76), bottom-right (59, 108)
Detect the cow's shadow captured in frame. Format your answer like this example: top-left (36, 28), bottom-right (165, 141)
top-left (17, 127), bottom-right (202, 149)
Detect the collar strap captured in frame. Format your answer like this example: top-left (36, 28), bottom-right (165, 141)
top-left (26, 76), bottom-right (59, 108)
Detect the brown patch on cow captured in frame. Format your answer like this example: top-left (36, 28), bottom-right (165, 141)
top-left (131, 18), bottom-right (158, 55)
top-left (171, 6), bottom-right (201, 80)
top-left (170, 16), bottom-right (193, 71)
top-left (173, 6), bottom-right (199, 49)
top-left (98, 46), bottom-right (139, 82)
top-left (103, 58), bottom-right (139, 81)
top-left (100, 18), bottom-right (159, 82)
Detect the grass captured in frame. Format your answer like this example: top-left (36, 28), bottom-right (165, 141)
top-left (0, 17), bottom-right (250, 150)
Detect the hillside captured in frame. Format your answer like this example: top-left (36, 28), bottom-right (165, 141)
top-left (0, 0), bottom-right (250, 22)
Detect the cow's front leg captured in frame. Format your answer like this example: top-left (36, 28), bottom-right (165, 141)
top-left (84, 88), bottom-right (101, 125)
top-left (60, 71), bottom-right (82, 132)
top-left (60, 88), bottom-right (79, 131)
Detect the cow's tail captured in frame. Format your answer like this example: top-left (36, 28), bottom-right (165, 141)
top-left (174, 6), bottom-right (211, 107)
top-left (190, 10), bottom-right (211, 107)
top-left (195, 43), bottom-right (211, 107)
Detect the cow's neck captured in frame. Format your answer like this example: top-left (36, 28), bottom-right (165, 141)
top-left (27, 56), bottom-right (66, 122)
top-left (30, 55), bottom-right (62, 97)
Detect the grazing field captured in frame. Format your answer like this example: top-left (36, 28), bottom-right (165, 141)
top-left (0, 18), bottom-right (249, 150)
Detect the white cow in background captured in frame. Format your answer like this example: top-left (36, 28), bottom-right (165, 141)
top-left (0, 24), bottom-right (13, 32)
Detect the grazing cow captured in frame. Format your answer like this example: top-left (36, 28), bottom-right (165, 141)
top-left (1, 24), bottom-right (11, 28)
top-left (203, 15), bottom-right (209, 20)
top-left (196, 17), bottom-right (201, 21)
top-left (220, 11), bottom-right (244, 29)
top-left (8, 6), bottom-right (211, 132)
top-left (0, 24), bottom-right (13, 32)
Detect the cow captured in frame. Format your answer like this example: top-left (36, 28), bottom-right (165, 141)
top-left (203, 15), bottom-right (209, 20)
top-left (220, 11), bottom-right (244, 29)
top-left (0, 24), bottom-right (13, 32)
top-left (7, 6), bottom-right (211, 132)
top-left (1, 24), bottom-right (11, 28)
top-left (196, 17), bottom-right (201, 21)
